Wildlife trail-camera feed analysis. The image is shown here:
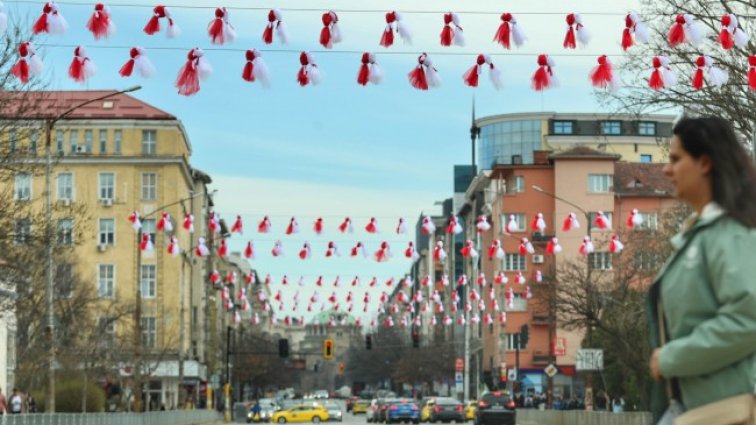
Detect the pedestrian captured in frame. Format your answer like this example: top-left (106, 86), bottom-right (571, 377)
top-left (9, 388), bottom-right (23, 414)
top-left (25, 392), bottom-right (37, 413)
top-left (0, 386), bottom-right (7, 414)
top-left (648, 116), bottom-right (756, 424)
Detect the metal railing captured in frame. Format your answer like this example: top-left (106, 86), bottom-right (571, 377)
top-left (0, 410), bottom-right (220, 425)
top-left (517, 409), bottom-right (653, 425)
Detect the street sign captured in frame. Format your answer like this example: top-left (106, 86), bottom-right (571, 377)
top-left (544, 364), bottom-right (558, 378)
top-left (454, 372), bottom-right (463, 382)
top-left (576, 349), bottom-right (604, 371)
top-left (455, 381), bottom-right (464, 393)
top-left (507, 368), bottom-right (517, 381)
top-left (455, 358), bottom-right (464, 371)
top-left (553, 337), bottom-right (567, 357)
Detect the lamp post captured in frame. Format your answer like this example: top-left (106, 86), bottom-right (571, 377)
top-left (43, 86), bottom-right (141, 412)
top-left (530, 184), bottom-right (594, 411)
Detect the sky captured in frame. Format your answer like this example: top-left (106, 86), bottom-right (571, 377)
top-left (4, 0), bottom-right (652, 324)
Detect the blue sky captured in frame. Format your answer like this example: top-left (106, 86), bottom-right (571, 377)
top-left (6, 0), bottom-right (647, 323)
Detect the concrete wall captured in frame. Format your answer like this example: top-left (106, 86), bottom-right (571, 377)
top-left (517, 409), bottom-right (653, 425)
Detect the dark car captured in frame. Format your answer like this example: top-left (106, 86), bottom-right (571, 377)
top-left (376, 398), bottom-right (397, 423)
top-left (475, 392), bottom-right (516, 425)
top-left (346, 396), bottom-right (359, 412)
top-left (385, 399), bottom-right (420, 424)
top-left (429, 398), bottom-right (465, 423)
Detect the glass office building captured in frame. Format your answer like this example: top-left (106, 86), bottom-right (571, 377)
top-left (478, 119), bottom-right (542, 169)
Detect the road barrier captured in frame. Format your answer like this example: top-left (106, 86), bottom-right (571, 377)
top-left (0, 410), bottom-right (221, 425)
top-left (516, 409), bottom-right (653, 425)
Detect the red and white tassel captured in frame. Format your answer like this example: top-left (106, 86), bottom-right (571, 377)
top-left (498, 311), bottom-right (507, 324)
top-left (440, 12), bottom-right (465, 47)
top-left (457, 275), bottom-right (468, 287)
top-left (609, 234), bottom-right (624, 254)
top-left (535, 270), bottom-right (543, 283)
top-left (241, 49), bottom-right (270, 88)
top-left (525, 287), bottom-right (533, 300)
top-left (143, 5), bottom-right (179, 38)
top-left (339, 217), bottom-right (354, 233)
top-left (380, 10), bottom-right (413, 47)
top-left (326, 241), bottom-right (340, 257)
top-left (719, 14), bottom-right (750, 50)
top-left (594, 211), bottom-right (611, 229)
top-left (488, 240), bottom-right (505, 260)
top-left (11, 42), bottom-right (44, 84)
top-left (157, 212), bottom-right (173, 232)
top-left (32, 2), bottom-right (68, 35)
top-left (590, 55), bottom-right (621, 91)
top-left (433, 241), bottom-right (447, 262)
top-left (195, 237), bottom-right (210, 257)
top-left (262, 9), bottom-right (287, 45)
top-left (319, 10), bottom-right (342, 49)
top-left (692, 55), bottom-right (729, 90)
top-left (208, 213), bottom-right (221, 235)
top-left (357, 52), bottom-right (383, 86)
top-left (374, 242), bottom-right (391, 262)
top-left (175, 48), bottom-right (212, 96)
top-left (579, 236), bottom-right (594, 256)
top-left (208, 7), bottom-right (235, 45)
top-left (217, 239), bottom-right (228, 258)
top-left (408, 53), bottom-right (441, 90)
top-left (297, 51), bottom-right (321, 87)
top-left (245, 271), bottom-right (255, 285)
top-left (447, 215), bottom-right (463, 234)
top-left (119, 47), bottom-right (155, 78)
top-left (351, 276), bottom-right (360, 287)
top-left (271, 240), bottom-right (283, 257)
top-left (749, 56), bottom-right (756, 91)
top-left (668, 14), bottom-right (705, 47)
top-left (298, 242), bottom-right (311, 260)
top-left (421, 215), bottom-right (436, 234)
top-left (140, 233), bottom-right (153, 251)
top-left (312, 217), bottom-right (324, 235)
top-left (365, 217), bottom-right (379, 234)
top-left (350, 242), bottom-right (367, 258)
top-left (626, 209), bottom-right (643, 228)
top-left (210, 270), bottom-right (220, 285)
top-left (531, 212), bottom-right (547, 232)
top-left (87, 3), bottom-right (115, 40)
top-left (257, 216), bottom-right (271, 233)
top-left (621, 12), bottom-right (650, 51)
top-left (460, 240), bottom-right (478, 258)
top-left (493, 13), bottom-right (526, 49)
top-left (546, 237), bottom-right (562, 255)
top-left (128, 211), bottom-right (142, 230)
top-left (649, 56), bottom-right (677, 91)
top-left (515, 271), bottom-right (526, 285)
top-left (505, 214), bottom-right (519, 233)
top-left (243, 241), bottom-right (255, 259)
top-left (182, 213), bottom-right (194, 232)
top-left (229, 215), bottom-right (243, 234)
top-left (421, 275), bottom-right (430, 287)
top-left (286, 217), bottom-right (299, 235)
top-left (68, 46), bottom-right (96, 84)
top-left (519, 238), bottom-right (534, 255)
top-left (396, 217), bottom-right (407, 234)
top-left (532, 54), bottom-right (558, 91)
top-left (405, 242), bottom-right (419, 261)
top-left (463, 54), bottom-right (503, 90)
top-left (167, 236), bottom-right (179, 256)
top-left (476, 215), bottom-right (491, 233)
top-left (564, 13), bottom-right (590, 49)
top-left (562, 212), bottom-right (580, 231)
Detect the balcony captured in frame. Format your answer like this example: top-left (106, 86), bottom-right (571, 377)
top-left (532, 351), bottom-right (551, 365)
top-left (531, 232), bottom-right (555, 243)
top-left (532, 315), bottom-right (550, 325)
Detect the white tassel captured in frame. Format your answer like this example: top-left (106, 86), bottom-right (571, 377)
top-left (308, 65), bottom-right (322, 85)
top-left (135, 54), bottom-right (156, 78)
top-left (253, 56), bottom-right (271, 88)
top-left (733, 28), bottom-right (750, 49)
top-left (425, 56), bottom-right (442, 87)
top-left (511, 18), bottom-right (527, 47)
top-left (395, 12), bottom-right (412, 44)
top-left (489, 66), bottom-right (504, 90)
top-left (683, 15), bottom-right (706, 47)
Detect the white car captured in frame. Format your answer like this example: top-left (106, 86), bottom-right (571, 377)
top-left (314, 390), bottom-right (330, 399)
top-left (324, 403), bottom-right (343, 422)
top-left (366, 399), bottom-right (380, 423)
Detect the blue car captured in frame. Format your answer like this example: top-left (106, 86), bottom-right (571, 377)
top-left (386, 399), bottom-right (420, 424)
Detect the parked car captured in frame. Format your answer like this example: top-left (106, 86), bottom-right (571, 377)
top-left (366, 399), bottom-right (380, 423)
top-left (324, 402), bottom-right (343, 422)
top-left (385, 399), bottom-right (420, 424)
top-left (474, 392), bottom-right (516, 425)
top-left (314, 390), bottom-right (330, 400)
top-left (464, 401), bottom-right (477, 421)
top-left (352, 399), bottom-right (370, 415)
top-left (271, 404), bottom-right (329, 423)
top-left (429, 398), bottom-right (465, 423)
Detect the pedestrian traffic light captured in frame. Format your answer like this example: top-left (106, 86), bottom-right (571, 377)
top-left (278, 338), bottom-right (289, 358)
top-left (365, 334), bottom-right (373, 350)
top-left (323, 338), bottom-right (334, 360)
top-left (412, 331), bottom-right (420, 348)
top-left (520, 324), bottom-right (529, 348)
top-left (338, 362), bottom-right (345, 375)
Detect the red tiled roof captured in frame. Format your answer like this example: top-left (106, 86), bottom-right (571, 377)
top-left (614, 162), bottom-right (674, 197)
top-left (0, 90), bottom-right (175, 120)
top-left (549, 146), bottom-right (621, 160)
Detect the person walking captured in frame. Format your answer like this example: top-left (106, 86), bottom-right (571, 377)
top-left (0, 387), bottom-right (7, 414)
top-left (9, 388), bottom-right (23, 414)
top-left (647, 116), bottom-right (756, 424)
top-left (25, 392), bottom-right (37, 413)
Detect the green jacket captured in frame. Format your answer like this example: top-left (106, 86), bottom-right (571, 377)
top-left (647, 204), bottom-right (756, 421)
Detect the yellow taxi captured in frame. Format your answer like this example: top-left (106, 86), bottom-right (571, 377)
top-left (420, 398), bottom-right (436, 422)
top-left (464, 401), bottom-right (477, 421)
top-left (271, 404), bottom-right (330, 423)
top-left (352, 400), bottom-right (370, 414)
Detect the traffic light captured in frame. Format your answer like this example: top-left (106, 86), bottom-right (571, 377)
top-left (520, 325), bottom-right (529, 348)
top-left (278, 338), bottom-right (289, 358)
top-left (323, 338), bottom-right (334, 360)
top-left (365, 334), bottom-right (373, 350)
top-left (338, 362), bottom-right (345, 375)
top-left (411, 331), bottom-right (420, 348)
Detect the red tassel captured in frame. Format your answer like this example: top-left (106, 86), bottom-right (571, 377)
top-left (692, 56), bottom-right (705, 90)
top-left (68, 58), bottom-right (83, 82)
top-left (32, 13), bottom-right (49, 34)
top-left (262, 26), bottom-right (273, 44)
top-left (440, 25), bottom-right (453, 46)
top-left (408, 66), bottom-right (428, 90)
top-left (563, 27), bottom-right (576, 49)
top-left (119, 48), bottom-right (137, 77)
top-left (668, 15), bottom-right (686, 47)
top-left (494, 13), bottom-right (512, 48)
top-left (357, 60), bottom-right (370, 86)
top-left (380, 28), bottom-right (394, 47)
top-left (531, 54), bottom-right (551, 91)
top-left (320, 12), bottom-right (333, 48)
top-left (719, 29), bottom-right (734, 50)
top-left (176, 50), bottom-right (201, 96)
top-left (748, 56), bottom-right (756, 91)
top-left (649, 70), bottom-right (664, 91)
top-left (87, 4), bottom-right (112, 40)
top-left (11, 59), bottom-right (30, 83)
top-left (208, 19), bottom-right (224, 44)
top-left (590, 55), bottom-right (613, 88)
top-left (297, 68), bottom-right (309, 86)
top-left (242, 62), bottom-right (254, 82)
top-left (621, 28), bottom-right (633, 51)
top-left (144, 15), bottom-right (160, 35)
top-left (463, 65), bottom-right (479, 87)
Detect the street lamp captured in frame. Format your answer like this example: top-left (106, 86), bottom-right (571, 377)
top-left (43, 86), bottom-right (141, 412)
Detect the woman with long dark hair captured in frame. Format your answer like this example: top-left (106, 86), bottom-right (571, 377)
top-left (647, 116), bottom-right (756, 424)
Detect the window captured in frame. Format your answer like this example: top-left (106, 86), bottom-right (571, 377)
top-left (69, 129), bottom-right (79, 152)
top-left (9, 129), bottom-right (17, 153)
top-left (142, 317), bottom-right (157, 348)
top-left (639, 121), bottom-right (656, 136)
top-left (57, 218), bottom-right (73, 245)
top-left (57, 172), bottom-right (73, 201)
top-left (98, 317), bottom-right (116, 345)
top-left (601, 121), bottom-right (622, 135)
top-left (640, 154), bottom-right (653, 163)
top-left (98, 264), bottom-right (115, 298)
top-left (142, 130), bottom-right (157, 155)
top-left (56, 130), bottom-right (65, 154)
top-left (29, 129), bottom-right (38, 155)
top-left (503, 332), bottom-right (528, 351)
top-left (84, 129), bottom-right (93, 153)
top-left (589, 252), bottom-right (613, 270)
top-left (553, 120), bottom-right (574, 135)
top-left (508, 176), bottom-right (524, 193)
top-left (504, 254), bottom-right (526, 271)
top-left (14, 173), bottom-right (32, 200)
top-left (99, 172), bottom-right (115, 200)
top-left (99, 129), bottom-right (108, 154)
top-left (636, 212), bottom-right (658, 230)
top-left (15, 219), bottom-right (31, 244)
top-left (114, 129), bottom-right (122, 154)
top-left (511, 155), bottom-right (522, 165)
top-left (55, 263), bottom-right (73, 298)
top-left (635, 252), bottom-right (661, 271)
top-left (501, 213), bottom-right (527, 232)
top-left (99, 218), bottom-right (115, 245)
top-left (142, 219), bottom-right (156, 245)
top-left (588, 174), bottom-right (613, 193)
top-left (141, 265), bottom-right (157, 298)
top-left (141, 173), bottom-right (157, 200)
top-left (588, 212), bottom-right (614, 230)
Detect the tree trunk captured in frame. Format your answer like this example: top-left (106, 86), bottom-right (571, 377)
top-left (82, 368), bottom-right (88, 412)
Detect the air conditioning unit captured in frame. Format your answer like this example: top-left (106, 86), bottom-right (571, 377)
top-left (97, 244), bottom-right (108, 252)
top-left (532, 254), bottom-right (545, 264)
top-left (75, 145), bottom-right (88, 154)
top-left (101, 198), bottom-right (113, 207)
